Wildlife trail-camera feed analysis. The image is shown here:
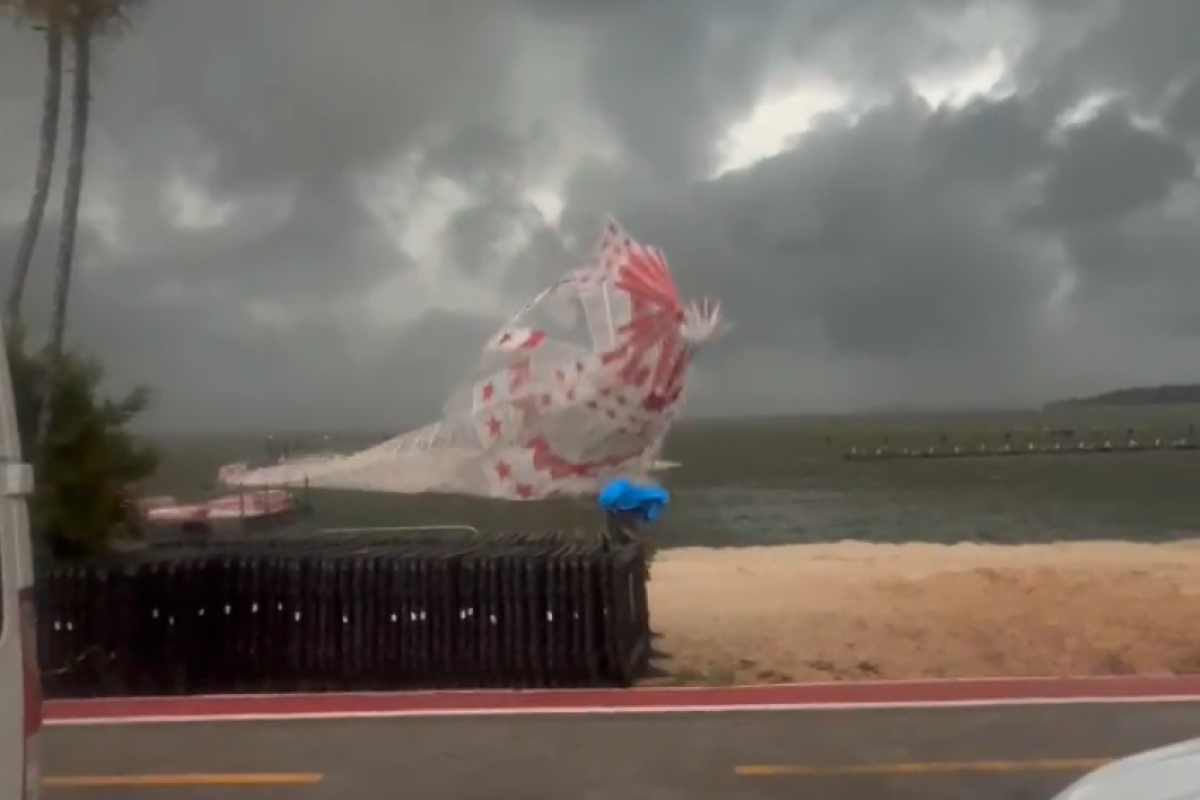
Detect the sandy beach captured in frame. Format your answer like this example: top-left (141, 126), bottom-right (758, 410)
top-left (649, 541), bottom-right (1200, 684)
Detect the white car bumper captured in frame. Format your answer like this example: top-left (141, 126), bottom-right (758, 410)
top-left (1051, 737), bottom-right (1200, 800)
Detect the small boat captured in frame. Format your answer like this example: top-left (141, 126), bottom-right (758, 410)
top-left (135, 488), bottom-right (306, 543)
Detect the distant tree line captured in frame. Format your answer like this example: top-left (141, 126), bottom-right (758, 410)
top-left (1046, 384), bottom-right (1200, 410)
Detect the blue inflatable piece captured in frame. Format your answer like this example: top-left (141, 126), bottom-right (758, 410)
top-left (598, 479), bottom-right (669, 523)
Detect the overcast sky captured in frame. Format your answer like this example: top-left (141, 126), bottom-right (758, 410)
top-left (2, 0), bottom-right (1199, 432)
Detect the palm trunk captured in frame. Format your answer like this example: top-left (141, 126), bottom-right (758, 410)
top-left (36, 22), bottom-right (91, 452)
top-left (5, 19), bottom-right (64, 332)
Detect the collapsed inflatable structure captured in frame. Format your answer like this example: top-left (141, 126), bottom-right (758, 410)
top-left (219, 217), bottom-right (723, 501)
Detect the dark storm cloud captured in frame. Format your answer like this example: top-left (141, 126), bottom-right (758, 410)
top-left (540, 0), bottom-right (1045, 184)
top-left (0, 217), bottom-right (498, 433)
top-left (442, 201), bottom-right (514, 279)
top-left (576, 0), bottom-right (777, 182)
top-left (420, 118), bottom-right (555, 279)
top-left (94, 0), bottom-right (517, 189)
top-left (0, 0), bottom-right (524, 431)
top-left (541, 93), bottom-right (1060, 408)
top-left (1047, 0), bottom-right (1200, 102)
top-left (88, 0), bottom-right (524, 298)
top-left (74, 174), bottom-right (410, 311)
top-left (419, 119), bottom-right (546, 190)
top-left (6, 0), bottom-right (1200, 428)
top-left (496, 0), bottom-right (1200, 410)
top-left (921, 94), bottom-right (1051, 185)
top-left (1164, 74), bottom-right (1200, 140)
top-left (1037, 103), bottom-right (1194, 226)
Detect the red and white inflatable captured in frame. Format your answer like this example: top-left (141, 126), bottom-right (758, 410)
top-left (219, 217), bottom-right (723, 500)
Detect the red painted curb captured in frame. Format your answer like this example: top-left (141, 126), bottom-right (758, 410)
top-left (44, 676), bottom-right (1200, 722)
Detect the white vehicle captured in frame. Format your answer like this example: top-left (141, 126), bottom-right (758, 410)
top-left (1051, 737), bottom-right (1200, 800)
top-left (0, 337), bottom-right (40, 800)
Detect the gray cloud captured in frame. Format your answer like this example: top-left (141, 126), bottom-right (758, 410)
top-left (1164, 74), bottom-right (1200, 140)
top-left (4, 0), bottom-right (1200, 430)
top-left (554, 93), bottom-right (1062, 408)
top-left (1046, 0), bottom-right (1200, 101)
top-left (1, 0), bottom-right (520, 432)
top-left (1038, 103), bottom-right (1194, 226)
top-left (0, 217), bottom-right (496, 433)
top-left (94, 0), bottom-right (517, 187)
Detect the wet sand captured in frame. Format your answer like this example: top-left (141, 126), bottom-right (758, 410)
top-left (650, 541), bottom-right (1200, 684)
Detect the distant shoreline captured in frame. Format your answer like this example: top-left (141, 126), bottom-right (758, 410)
top-left (1046, 383), bottom-right (1200, 411)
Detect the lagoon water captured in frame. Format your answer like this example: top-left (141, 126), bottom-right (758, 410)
top-left (149, 409), bottom-right (1200, 547)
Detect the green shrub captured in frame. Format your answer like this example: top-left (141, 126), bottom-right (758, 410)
top-left (8, 329), bottom-right (158, 559)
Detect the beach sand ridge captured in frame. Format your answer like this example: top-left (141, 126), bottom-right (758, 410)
top-left (650, 541), bottom-right (1200, 684)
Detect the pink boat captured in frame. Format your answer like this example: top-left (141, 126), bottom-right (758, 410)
top-left (136, 488), bottom-right (305, 542)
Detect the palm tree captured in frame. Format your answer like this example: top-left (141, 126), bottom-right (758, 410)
top-left (36, 0), bottom-right (139, 449)
top-left (1, 0), bottom-right (66, 331)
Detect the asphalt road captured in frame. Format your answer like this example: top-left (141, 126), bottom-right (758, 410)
top-left (42, 703), bottom-right (1200, 800)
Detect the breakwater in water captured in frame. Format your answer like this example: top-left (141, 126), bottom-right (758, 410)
top-left (844, 437), bottom-right (1200, 460)
top-left (39, 526), bottom-right (650, 697)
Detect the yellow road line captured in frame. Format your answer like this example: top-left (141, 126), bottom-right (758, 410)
top-left (736, 758), bottom-right (1113, 777)
top-left (43, 773), bottom-right (324, 789)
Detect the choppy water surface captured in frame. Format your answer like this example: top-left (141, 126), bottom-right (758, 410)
top-left (149, 409), bottom-right (1200, 547)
